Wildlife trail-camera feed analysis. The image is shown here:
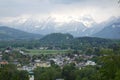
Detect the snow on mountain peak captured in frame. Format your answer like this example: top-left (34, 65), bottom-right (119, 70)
top-left (0, 15), bottom-right (100, 36)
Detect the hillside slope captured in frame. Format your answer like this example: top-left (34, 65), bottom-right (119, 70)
top-left (0, 26), bottom-right (42, 40)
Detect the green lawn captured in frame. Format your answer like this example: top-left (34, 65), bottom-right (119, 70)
top-left (26, 49), bottom-right (69, 55)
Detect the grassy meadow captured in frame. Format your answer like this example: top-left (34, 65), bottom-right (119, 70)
top-left (26, 49), bottom-right (70, 55)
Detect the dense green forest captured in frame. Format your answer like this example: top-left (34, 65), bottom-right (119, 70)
top-left (0, 64), bottom-right (29, 80)
top-left (0, 33), bottom-right (119, 50)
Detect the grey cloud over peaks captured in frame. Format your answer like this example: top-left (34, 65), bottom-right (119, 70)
top-left (50, 0), bottom-right (82, 4)
top-left (0, 0), bottom-right (119, 23)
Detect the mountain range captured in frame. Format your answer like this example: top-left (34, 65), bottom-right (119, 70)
top-left (0, 16), bottom-right (120, 39)
top-left (93, 22), bottom-right (120, 39)
top-left (0, 26), bottom-right (42, 40)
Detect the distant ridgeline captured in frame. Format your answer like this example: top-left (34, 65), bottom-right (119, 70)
top-left (0, 32), bottom-right (119, 50)
top-left (0, 24), bottom-right (120, 40)
top-left (0, 26), bottom-right (42, 40)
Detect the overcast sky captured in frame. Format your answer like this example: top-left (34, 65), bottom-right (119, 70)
top-left (0, 0), bottom-right (120, 23)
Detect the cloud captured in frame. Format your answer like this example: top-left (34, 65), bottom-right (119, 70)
top-left (0, 0), bottom-right (119, 23)
top-left (50, 0), bottom-right (82, 4)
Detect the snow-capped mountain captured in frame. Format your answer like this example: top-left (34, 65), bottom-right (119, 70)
top-left (82, 17), bottom-right (119, 37)
top-left (92, 19), bottom-right (120, 39)
top-left (0, 16), bottom-right (97, 36)
top-left (0, 16), bottom-right (119, 38)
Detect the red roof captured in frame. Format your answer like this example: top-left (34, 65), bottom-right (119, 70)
top-left (0, 61), bottom-right (8, 64)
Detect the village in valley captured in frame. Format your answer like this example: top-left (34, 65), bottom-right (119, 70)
top-left (0, 47), bottom-right (97, 70)
top-left (1, 33), bottom-right (119, 80)
top-left (0, 34), bottom-right (120, 80)
top-left (0, 46), bottom-right (97, 80)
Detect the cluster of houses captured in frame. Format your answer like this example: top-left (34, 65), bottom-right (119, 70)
top-left (49, 54), bottom-right (96, 68)
top-left (0, 47), bottom-right (96, 69)
top-left (18, 53), bottom-right (96, 72)
top-left (0, 48), bottom-right (97, 80)
top-left (15, 53), bottom-right (96, 80)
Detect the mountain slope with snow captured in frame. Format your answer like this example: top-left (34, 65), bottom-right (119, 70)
top-left (0, 16), bottom-right (120, 38)
top-left (93, 22), bottom-right (120, 39)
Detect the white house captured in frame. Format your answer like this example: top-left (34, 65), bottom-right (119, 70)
top-left (85, 60), bottom-right (96, 66)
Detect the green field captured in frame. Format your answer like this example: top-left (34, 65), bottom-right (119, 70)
top-left (26, 49), bottom-right (70, 55)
